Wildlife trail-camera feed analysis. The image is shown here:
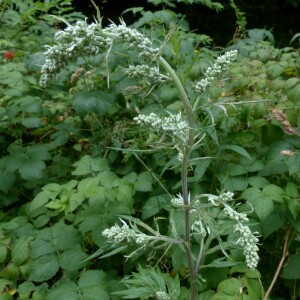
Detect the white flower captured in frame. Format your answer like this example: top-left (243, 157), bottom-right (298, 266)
top-left (194, 50), bottom-right (238, 94)
top-left (171, 193), bottom-right (184, 207)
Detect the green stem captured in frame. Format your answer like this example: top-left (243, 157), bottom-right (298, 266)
top-left (159, 56), bottom-right (197, 300)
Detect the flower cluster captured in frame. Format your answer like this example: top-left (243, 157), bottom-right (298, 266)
top-left (191, 219), bottom-right (207, 237)
top-left (171, 193), bottom-right (184, 207)
top-left (102, 219), bottom-right (149, 245)
top-left (103, 22), bottom-right (159, 61)
top-left (208, 191), bottom-right (234, 206)
top-left (40, 20), bottom-right (112, 87)
top-left (208, 191), bottom-right (259, 268)
top-left (124, 64), bottom-right (169, 83)
top-left (235, 223), bottom-right (260, 269)
top-left (194, 50), bottom-right (238, 94)
top-left (134, 112), bottom-right (189, 140)
top-left (156, 291), bottom-right (171, 300)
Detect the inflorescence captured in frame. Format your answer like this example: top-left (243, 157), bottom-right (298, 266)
top-left (194, 50), bottom-right (238, 94)
top-left (208, 191), bottom-right (259, 269)
top-left (40, 20), bottom-right (159, 87)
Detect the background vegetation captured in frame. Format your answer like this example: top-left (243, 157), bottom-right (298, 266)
top-left (0, 0), bottom-right (299, 299)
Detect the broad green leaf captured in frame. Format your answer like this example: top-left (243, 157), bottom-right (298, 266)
top-left (194, 158), bottom-right (212, 180)
top-left (19, 160), bottom-right (46, 180)
top-left (220, 144), bottom-right (252, 160)
top-left (17, 281), bottom-right (35, 299)
top-left (78, 270), bottom-right (108, 289)
top-left (12, 237), bottom-right (31, 265)
top-left (30, 191), bottom-right (56, 212)
top-left (0, 279), bottom-right (13, 293)
top-left (248, 176), bottom-right (270, 188)
top-left (58, 246), bottom-right (88, 271)
top-left (77, 177), bottom-right (101, 197)
top-left (262, 184), bottom-right (284, 202)
top-left (0, 171), bottom-right (15, 193)
top-left (29, 254), bottom-right (59, 282)
top-left (142, 195), bottom-right (169, 219)
top-left (260, 206), bottom-right (287, 238)
top-left (30, 239), bottom-right (55, 260)
top-left (52, 222), bottom-right (81, 251)
top-left (284, 77), bottom-right (299, 89)
top-left (72, 155), bottom-right (109, 176)
top-left (286, 182), bottom-right (298, 198)
top-left (216, 278), bottom-right (241, 295)
top-left (26, 145), bottom-right (50, 161)
top-left (281, 255), bottom-right (300, 279)
top-left (46, 280), bottom-right (79, 300)
top-left (135, 171), bottom-right (153, 192)
top-left (69, 193), bottom-right (86, 213)
top-left (22, 117), bottom-right (42, 128)
top-left (114, 178), bottom-right (134, 207)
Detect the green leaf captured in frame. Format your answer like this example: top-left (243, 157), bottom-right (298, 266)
top-left (135, 171), bottom-right (153, 192)
top-left (0, 171), bottom-right (15, 193)
top-left (194, 158), bottom-right (212, 180)
top-left (72, 155), bottom-right (109, 176)
top-left (17, 281), bottom-right (35, 300)
top-left (22, 117), bottom-right (42, 128)
top-left (262, 184), bottom-right (284, 203)
top-left (19, 160), bottom-right (46, 180)
top-left (52, 222), bottom-right (81, 251)
top-left (46, 280), bottom-right (79, 300)
top-left (142, 195), bottom-right (169, 219)
top-left (248, 176), bottom-right (269, 188)
top-left (281, 255), bottom-right (300, 279)
top-left (30, 239), bottom-right (55, 260)
top-left (29, 254), bottom-right (59, 282)
top-left (216, 278), bottom-right (241, 295)
top-left (220, 144), bottom-right (252, 160)
top-left (30, 190), bottom-right (57, 212)
top-left (58, 245), bottom-right (88, 271)
top-left (78, 270), bottom-right (109, 290)
top-left (12, 237), bottom-right (31, 265)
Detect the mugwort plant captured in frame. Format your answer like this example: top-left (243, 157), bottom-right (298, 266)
top-left (40, 12), bottom-right (259, 300)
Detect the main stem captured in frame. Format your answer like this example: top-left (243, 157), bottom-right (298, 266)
top-left (159, 57), bottom-right (197, 299)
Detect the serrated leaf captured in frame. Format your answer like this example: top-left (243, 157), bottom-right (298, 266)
top-left (22, 117), bottom-right (42, 128)
top-left (72, 155), bottom-right (109, 176)
top-left (217, 278), bottom-right (241, 295)
top-left (135, 171), bottom-right (153, 192)
top-left (12, 237), bottom-right (31, 265)
top-left (142, 195), bottom-right (169, 219)
top-left (19, 160), bottom-right (46, 180)
top-left (78, 270), bottom-right (108, 289)
top-left (29, 254), bottom-right (59, 282)
top-left (59, 245), bottom-right (88, 271)
top-left (46, 280), bottom-right (79, 300)
top-left (30, 190), bottom-right (56, 212)
top-left (30, 239), bottom-right (55, 260)
top-left (0, 171), bottom-right (15, 193)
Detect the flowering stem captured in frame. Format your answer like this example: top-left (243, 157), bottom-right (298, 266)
top-left (159, 56), bottom-right (197, 300)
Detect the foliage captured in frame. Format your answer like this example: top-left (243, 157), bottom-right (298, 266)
top-left (0, 0), bottom-right (299, 300)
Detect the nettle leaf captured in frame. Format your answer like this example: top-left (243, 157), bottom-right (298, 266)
top-left (58, 245), bottom-right (88, 271)
top-left (46, 280), bottom-right (79, 300)
top-left (241, 187), bottom-right (275, 220)
top-left (135, 171), bottom-right (153, 192)
top-left (29, 254), bottom-right (59, 282)
top-left (281, 255), bottom-right (300, 279)
top-left (19, 160), bottom-right (46, 180)
top-left (72, 155), bottom-right (109, 176)
top-left (12, 237), bottom-right (31, 265)
top-left (52, 222), bottom-right (81, 251)
top-left (21, 117), bottom-right (42, 128)
top-left (72, 90), bottom-right (117, 116)
top-left (142, 194), bottom-right (169, 220)
top-left (0, 170), bottom-right (15, 193)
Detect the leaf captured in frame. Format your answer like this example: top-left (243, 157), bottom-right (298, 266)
top-left (0, 171), bottom-right (15, 193)
top-left (142, 195), bottom-right (169, 219)
top-left (135, 171), bottom-right (153, 192)
top-left (46, 280), bottom-right (79, 300)
top-left (262, 184), bottom-right (284, 203)
top-left (78, 270), bottom-right (109, 290)
top-left (12, 237), bottom-right (31, 265)
top-left (216, 278), bottom-right (241, 296)
top-left (29, 254), bottom-right (59, 282)
top-left (19, 160), bottom-right (46, 180)
top-left (194, 158), bottom-right (212, 180)
top-left (52, 222), bottom-right (81, 251)
top-left (281, 255), bottom-right (300, 279)
top-left (72, 155), bottom-right (109, 176)
top-left (58, 246), bottom-right (88, 271)
top-left (30, 239), bottom-right (55, 260)
top-left (22, 117), bottom-right (42, 128)
top-left (248, 176), bottom-right (270, 188)
top-left (220, 144), bottom-right (252, 160)
top-left (30, 190), bottom-right (56, 212)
